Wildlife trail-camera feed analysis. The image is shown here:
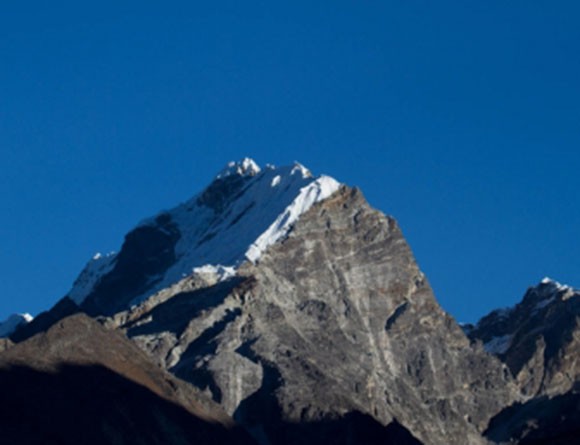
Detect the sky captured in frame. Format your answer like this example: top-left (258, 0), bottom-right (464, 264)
top-left (1, 1), bottom-right (579, 323)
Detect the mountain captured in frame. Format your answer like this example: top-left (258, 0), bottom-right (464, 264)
top-left (70, 159), bottom-right (340, 316)
top-left (106, 183), bottom-right (514, 445)
top-left (468, 278), bottom-right (580, 397)
top-left (4, 159), bottom-right (579, 444)
top-left (0, 313), bottom-right (255, 445)
top-left (0, 313), bottom-right (32, 338)
top-left (467, 278), bottom-right (580, 444)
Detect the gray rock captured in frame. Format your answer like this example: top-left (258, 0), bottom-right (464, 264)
top-left (120, 186), bottom-right (516, 445)
top-left (469, 279), bottom-right (580, 443)
top-left (469, 279), bottom-right (580, 398)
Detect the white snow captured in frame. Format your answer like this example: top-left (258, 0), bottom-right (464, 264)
top-left (533, 277), bottom-right (578, 308)
top-left (540, 277), bottom-right (571, 292)
top-left (68, 251), bottom-right (117, 304)
top-left (68, 159), bottom-right (342, 308)
top-left (484, 334), bottom-right (513, 355)
top-left (0, 313), bottom-right (33, 338)
top-left (192, 264), bottom-right (236, 281)
top-left (216, 158), bottom-right (261, 179)
top-left (290, 162), bottom-right (312, 178)
top-left (271, 175), bottom-right (281, 187)
top-left (245, 175), bottom-right (340, 263)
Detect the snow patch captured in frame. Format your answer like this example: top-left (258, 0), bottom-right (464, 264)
top-left (68, 252), bottom-right (117, 304)
top-left (537, 277), bottom-right (578, 303)
top-left (125, 160), bottom-right (342, 306)
top-left (540, 277), bottom-right (571, 292)
top-left (484, 334), bottom-right (513, 355)
top-left (290, 162), bottom-right (312, 178)
top-left (245, 175), bottom-right (340, 263)
top-left (192, 264), bottom-right (236, 281)
top-left (65, 158), bottom-right (344, 310)
top-left (217, 158), bottom-right (261, 179)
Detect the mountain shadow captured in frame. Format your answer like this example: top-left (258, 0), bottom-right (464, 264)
top-left (0, 363), bottom-right (256, 445)
top-left (126, 277), bottom-right (244, 338)
top-left (485, 390), bottom-right (580, 444)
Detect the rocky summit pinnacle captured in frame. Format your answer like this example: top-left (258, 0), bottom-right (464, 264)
top-left (3, 159), bottom-right (579, 445)
top-left (216, 157), bottom-right (262, 179)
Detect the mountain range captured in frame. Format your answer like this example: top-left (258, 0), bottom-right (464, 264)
top-left (1, 159), bottom-right (579, 445)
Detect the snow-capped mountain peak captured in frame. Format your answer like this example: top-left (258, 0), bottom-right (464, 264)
top-left (66, 159), bottom-right (341, 313)
top-left (290, 162), bottom-right (312, 178)
top-left (216, 157), bottom-right (261, 179)
top-left (468, 277), bottom-right (579, 358)
top-left (539, 276), bottom-right (573, 294)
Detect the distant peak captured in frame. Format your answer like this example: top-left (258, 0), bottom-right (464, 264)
top-left (290, 162), bottom-right (312, 178)
top-left (0, 313), bottom-right (33, 338)
top-left (539, 277), bottom-right (571, 292)
top-left (216, 158), bottom-right (261, 179)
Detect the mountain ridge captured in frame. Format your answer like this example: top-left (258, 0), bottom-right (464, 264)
top-left (2, 158), bottom-right (578, 445)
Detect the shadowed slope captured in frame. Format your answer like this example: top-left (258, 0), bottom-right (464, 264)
top-left (0, 364), bottom-right (251, 445)
top-left (0, 313), bottom-right (255, 445)
top-left (485, 389), bottom-right (580, 445)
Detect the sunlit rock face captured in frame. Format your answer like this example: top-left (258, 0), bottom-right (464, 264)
top-left (116, 185), bottom-right (515, 445)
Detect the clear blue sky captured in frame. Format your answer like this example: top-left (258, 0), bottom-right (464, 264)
top-left (1, 1), bottom-right (579, 323)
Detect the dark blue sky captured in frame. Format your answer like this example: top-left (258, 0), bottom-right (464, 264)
top-left (1, 1), bottom-right (579, 322)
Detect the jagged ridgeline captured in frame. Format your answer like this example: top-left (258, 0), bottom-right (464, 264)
top-left (2, 159), bottom-right (579, 445)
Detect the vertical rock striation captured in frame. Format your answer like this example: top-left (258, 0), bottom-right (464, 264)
top-left (118, 186), bottom-right (516, 444)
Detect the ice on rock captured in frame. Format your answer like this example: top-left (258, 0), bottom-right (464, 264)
top-left (540, 277), bottom-right (571, 292)
top-left (245, 175), bottom-right (340, 263)
top-left (484, 334), bottom-right (513, 355)
top-left (69, 158), bottom-right (342, 308)
top-left (535, 277), bottom-right (577, 306)
top-left (68, 252), bottom-right (117, 304)
top-left (192, 264), bottom-right (236, 281)
top-left (271, 175), bottom-right (281, 187)
top-left (290, 162), bottom-right (312, 178)
top-left (216, 158), bottom-right (261, 179)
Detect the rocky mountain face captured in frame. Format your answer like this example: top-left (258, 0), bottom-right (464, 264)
top-left (108, 185), bottom-right (514, 445)
top-left (467, 279), bottom-right (580, 444)
top-left (3, 159), bottom-right (579, 445)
